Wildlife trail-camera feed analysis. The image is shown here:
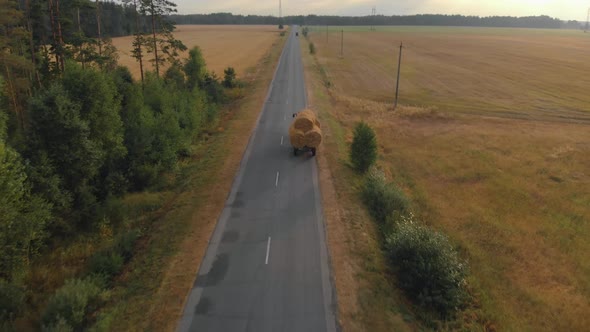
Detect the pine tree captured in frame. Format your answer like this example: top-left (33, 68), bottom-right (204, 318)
top-left (142, 0), bottom-right (185, 77)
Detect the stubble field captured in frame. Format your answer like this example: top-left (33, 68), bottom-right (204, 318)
top-left (112, 25), bottom-right (281, 79)
top-left (305, 26), bottom-right (590, 331)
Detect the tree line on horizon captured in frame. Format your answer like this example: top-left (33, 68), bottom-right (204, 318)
top-left (170, 13), bottom-right (584, 30)
top-left (14, 0), bottom-right (579, 40)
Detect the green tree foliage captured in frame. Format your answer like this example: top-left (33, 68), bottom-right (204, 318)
top-left (61, 62), bottom-right (127, 198)
top-left (350, 121), bottom-right (377, 173)
top-left (183, 46), bottom-right (207, 91)
top-left (142, 0), bottom-right (186, 77)
top-left (0, 141), bottom-right (51, 281)
top-left (164, 64), bottom-right (186, 90)
top-left (0, 0), bottom-right (34, 129)
top-left (0, 76), bottom-right (7, 140)
top-left (362, 169), bottom-right (409, 225)
top-left (26, 82), bottom-right (105, 226)
top-left (112, 66), bottom-right (157, 189)
top-left (203, 72), bottom-right (225, 105)
top-left (0, 280), bottom-right (25, 327)
top-left (308, 42), bottom-right (316, 54)
top-left (87, 229), bottom-right (140, 282)
top-left (42, 277), bottom-right (106, 330)
top-left (386, 215), bottom-right (468, 316)
top-left (223, 67), bottom-right (236, 88)
top-left (301, 27), bottom-right (309, 37)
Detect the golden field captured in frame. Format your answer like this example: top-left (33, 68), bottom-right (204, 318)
top-left (112, 25), bottom-right (282, 79)
top-left (304, 27), bottom-right (590, 330)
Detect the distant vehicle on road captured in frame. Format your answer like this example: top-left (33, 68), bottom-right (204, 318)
top-left (296, 32), bottom-right (299, 36)
top-left (289, 109), bottom-right (322, 156)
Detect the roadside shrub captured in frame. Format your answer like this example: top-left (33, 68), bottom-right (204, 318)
top-left (362, 169), bottom-right (409, 225)
top-left (113, 229), bottom-right (140, 262)
top-left (87, 251), bottom-right (124, 281)
top-left (203, 72), bottom-right (225, 104)
top-left (87, 229), bottom-right (140, 281)
top-left (44, 317), bottom-right (74, 332)
top-left (309, 42), bottom-right (316, 54)
top-left (42, 277), bottom-right (106, 330)
top-left (350, 121), bottom-right (377, 173)
top-left (386, 216), bottom-right (468, 317)
top-left (223, 67), bottom-right (237, 88)
top-left (302, 27), bottom-right (309, 37)
top-left (0, 280), bottom-right (24, 325)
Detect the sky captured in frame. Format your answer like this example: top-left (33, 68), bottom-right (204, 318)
top-left (175, 0), bottom-right (590, 21)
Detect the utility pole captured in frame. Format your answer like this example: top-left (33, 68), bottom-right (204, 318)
top-left (371, 6), bottom-right (376, 31)
top-left (393, 42), bottom-right (403, 110)
top-left (340, 29), bottom-right (344, 57)
top-left (585, 7), bottom-right (589, 32)
top-left (279, 0), bottom-right (282, 28)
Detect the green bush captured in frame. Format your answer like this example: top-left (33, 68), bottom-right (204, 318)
top-left (44, 317), bottom-right (74, 332)
top-left (113, 229), bottom-right (140, 262)
top-left (87, 229), bottom-right (140, 281)
top-left (362, 169), bottom-right (409, 225)
top-left (309, 42), bottom-right (316, 54)
top-left (87, 251), bottom-right (124, 281)
top-left (42, 278), bottom-right (106, 330)
top-left (350, 121), bottom-right (377, 173)
top-left (386, 216), bottom-right (468, 316)
top-left (223, 67), bottom-right (237, 88)
top-left (0, 280), bottom-right (24, 325)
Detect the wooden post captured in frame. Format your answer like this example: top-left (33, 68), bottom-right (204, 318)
top-left (394, 42), bottom-right (403, 110)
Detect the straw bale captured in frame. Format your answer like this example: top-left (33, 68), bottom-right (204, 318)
top-left (304, 125), bottom-right (323, 148)
top-left (292, 109), bottom-right (319, 131)
top-left (289, 125), bottom-right (306, 148)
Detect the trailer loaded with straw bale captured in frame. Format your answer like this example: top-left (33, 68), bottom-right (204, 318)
top-left (289, 109), bottom-right (322, 156)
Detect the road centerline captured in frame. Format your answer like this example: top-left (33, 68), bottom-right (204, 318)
top-left (265, 237), bottom-right (271, 265)
top-left (275, 171), bottom-right (280, 187)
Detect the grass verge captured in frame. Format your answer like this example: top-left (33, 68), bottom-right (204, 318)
top-left (100, 32), bottom-right (288, 331)
top-left (301, 36), bottom-right (417, 332)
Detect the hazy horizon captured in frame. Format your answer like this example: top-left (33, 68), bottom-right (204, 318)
top-left (174, 0), bottom-right (590, 22)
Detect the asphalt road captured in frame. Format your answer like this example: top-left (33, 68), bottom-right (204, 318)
top-left (177, 27), bottom-right (337, 332)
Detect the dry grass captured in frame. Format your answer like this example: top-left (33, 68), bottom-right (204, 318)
top-left (306, 27), bottom-right (590, 331)
top-left (112, 25), bottom-right (282, 79)
top-left (313, 26), bottom-right (590, 122)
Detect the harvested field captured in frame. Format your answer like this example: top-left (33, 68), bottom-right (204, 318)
top-left (304, 26), bottom-right (590, 331)
top-left (312, 26), bottom-right (590, 122)
top-left (112, 25), bottom-right (281, 79)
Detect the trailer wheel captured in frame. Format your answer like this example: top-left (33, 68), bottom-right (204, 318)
top-left (311, 148), bottom-right (316, 156)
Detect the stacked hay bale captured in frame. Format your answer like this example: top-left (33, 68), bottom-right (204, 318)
top-left (289, 108), bottom-right (322, 149)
